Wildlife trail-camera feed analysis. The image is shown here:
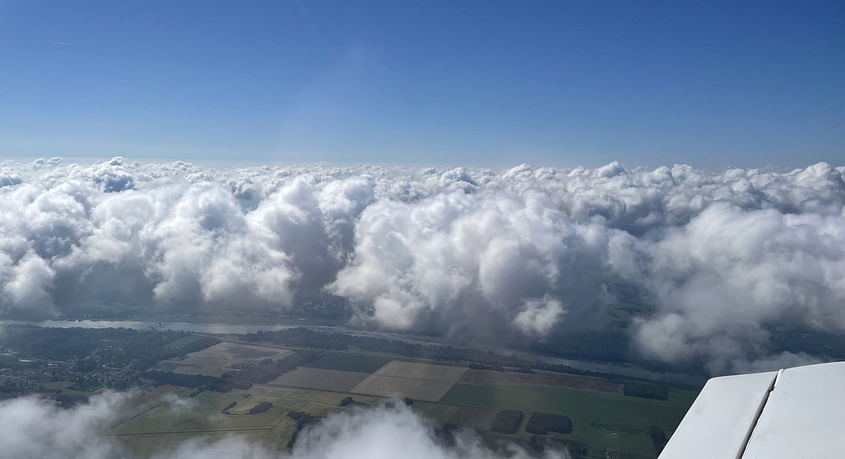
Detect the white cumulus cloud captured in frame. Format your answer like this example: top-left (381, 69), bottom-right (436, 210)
top-left (1, 157), bottom-right (844, 373)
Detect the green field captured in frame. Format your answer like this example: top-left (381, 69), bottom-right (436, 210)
top-left (448, 406), bottom-right (500, 430)
top-left (440, 384), bottom-right (697, 458)
top-left (412, 401), bottom-right (460, 425)
top-left (561, 422), bottom-right (657, 459)
top-left (302, 351), bottom-right (392, 373)
top-left (441, 384), bottom-right (695, 429)
top-left (41, 380), bottom-right (94, 398)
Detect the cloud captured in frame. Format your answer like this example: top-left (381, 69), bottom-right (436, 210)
top-left (1, 157), bottom-right (844, 373)
top-left (513, 296), bottom-right (565, 337)
top-left (329, 189), bottom-right (621, 343)
top-left (287, 400), bottom-right (566, 459)
top-left (1, 251), bottom-right (56, 317)
top-left (0, 392), bottom-right (568, 459)
top-left (627, 203), bottom-right (845, 373)
top-left (0, 391), bottom-right (129, 459)
top-left (0, 169), bottom-right (22, 188)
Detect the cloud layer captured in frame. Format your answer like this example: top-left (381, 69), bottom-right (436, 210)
top-left (1, 157), bottom-right (844, 373)
top-left (0, 392), bottom-right (566, 459)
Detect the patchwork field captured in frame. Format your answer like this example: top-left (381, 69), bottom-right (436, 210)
top-left (267, 367), bottom-right (369, 392)
top-left (459, 369), bottom-right (624, 393)
top-left (350, 361), bottom-right (468, 401)
top-left (351, 375), bottom-right (455, 401)
top-left (301, 352), bottom-right (392, 373)
top-left (120, 340), bottom-right (697, 458)
top-left (374, 361), bottom-right (467, 381)
top-left (442, 384), bottom-right (694, 431)
top-left (156, 342), bottom-right (292, 377)
top-left (440, 384), bottom-right (697, 458)
top-left (110, 384), bottom-right (381, 456)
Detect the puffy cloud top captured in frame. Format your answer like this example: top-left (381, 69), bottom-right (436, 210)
top-left (1, 157), bottom-right (844, 373)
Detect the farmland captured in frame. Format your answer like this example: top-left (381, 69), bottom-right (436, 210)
top-left (156, 342), bottom-right (292, 377)
top-left (110, 384), bottom-right (382, 456)
top-left (301, 351), bottom-right (392, 373)
top-left (268, 367), bottom-right (369, 392)
top-left (441, 384), bottom-right (695, 430)
top-left (120, 332), bottom-right (699, 458)
top-left (448, 406), bottom-right (500, 430)
top-left (350, 361), bottom-right (468, 401)
top-left (0, 325), bottom-right (699, 458)
top-left (119, 343), bottom-right (695, 458)
top-left (440, 384), bottom-right (697, 458)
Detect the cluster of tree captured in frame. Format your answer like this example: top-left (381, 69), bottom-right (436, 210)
top-left (649, 425), bottom-right (668, 454)
top-left (468, 363), bottom-right (505, 371)
top-left (0, 381), bottom-right (19, 393)
top-left (428, 347), bottom-right (526, 367)
top-left (143, 371), bottom-right (237, 392)
top-left (54, 392), bottom-right (88, 408)
top-left (525, 413), bottom-right (573, 434)
top-left (623, 382), bottom-right (669, 400)
top-left (222, 350), bottom-right (322, 385)
top-left (532, 360), bottom-right (704, 394)
top-left (247, 401), bottom-right (273, 415)
top-left (243, 329), bottom-right (347, 350)
top-left (530, 360), bottom-right (639, 382)
top-left (339, 396), bottom-right (371, 408)
top-left (222, 401), bottom-right (237, 413)
top-left (144, 350), bottom-right (321, 392)
top-left (286, 410), bottom-right (321, 448)
top-left (490, 409), bottom-right (524, 434)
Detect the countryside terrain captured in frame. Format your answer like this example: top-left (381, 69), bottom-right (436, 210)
top-left (0, 325), bottom-right (698, 458)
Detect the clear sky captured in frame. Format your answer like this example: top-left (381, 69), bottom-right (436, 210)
top-left (0, 0), bottom-right (843, 168)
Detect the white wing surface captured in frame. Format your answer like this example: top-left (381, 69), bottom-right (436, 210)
top-left (659, 361), bottom-right (845, 459)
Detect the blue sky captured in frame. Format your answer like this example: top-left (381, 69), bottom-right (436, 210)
top-left (0, 0), bottom-right (843, 168)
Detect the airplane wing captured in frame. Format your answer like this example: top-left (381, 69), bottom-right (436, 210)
top-left (659, 361), bottom-right (845, 459)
